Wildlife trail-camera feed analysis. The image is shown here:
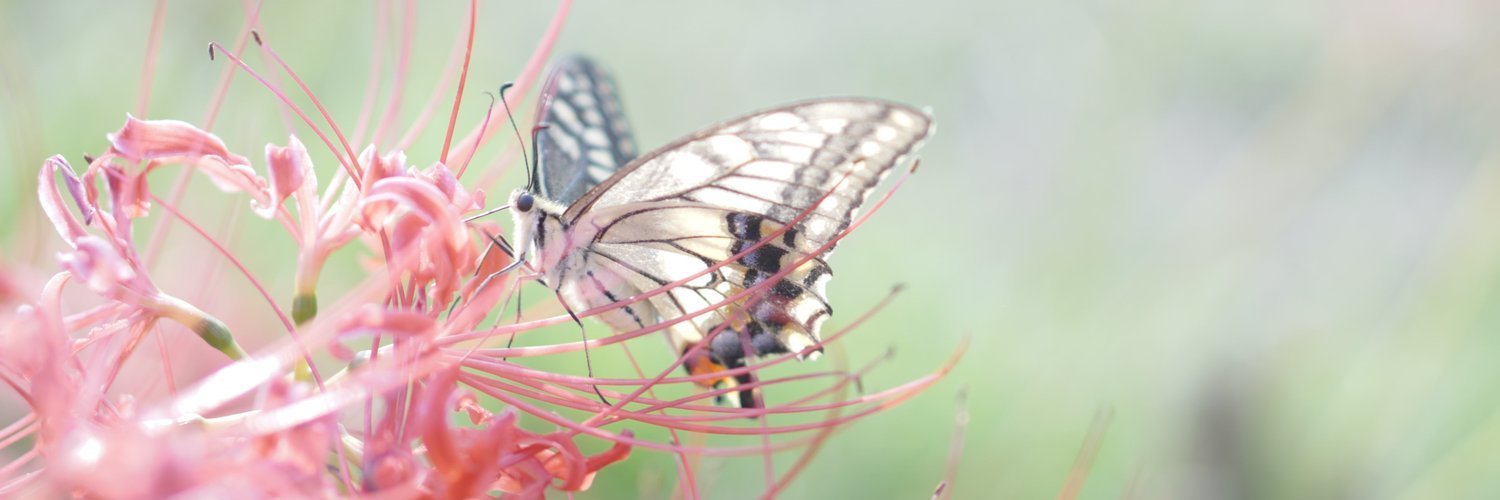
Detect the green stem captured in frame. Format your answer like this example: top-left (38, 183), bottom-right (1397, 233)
top-left (155, 294), bottom-right (248, 360)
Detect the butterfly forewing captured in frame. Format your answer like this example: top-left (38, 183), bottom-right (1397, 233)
top-left (534, 55), bottom-right (638, 205)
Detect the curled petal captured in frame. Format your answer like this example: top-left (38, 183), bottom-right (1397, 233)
top-left (190, 157), bottom-right (267, 205)
top-left (357, 146), bottom-right (408, 193)
top-left (109, 166), bottom-right (154, 219)
top-left (416, 374), bottom-right (519, 499)
top-left (456, 391), bottom-right (491, 425)
top-left (260, 135), bottom-right (315, 219)
top-left (107, 114), bottom-right (249, 165)
top-left (338, 305), bottom-right (436, 339)
top-left (318, 146), bottom-right (403, 242)
top-left (106, 115), bottom-right (268, 207)
top-left (414, 371), bottom-right (465, 494)
top-left (387, 216), bottom-right (465, 299)
top-left (493, 428), bottom-right (630, 494)
top-left (59, 236), bottom-right (142, 299)
top-left (537, 435), bottom-right (588, 491)
top-left (93, 162), bottom-right (154, 222)
top-left (329, 305), bottom-right (437, 360)
top-left (250, 381), bottom-right (338, 485)
top-left (583, 431), bottom-right (633, 479)
top-left (0, 304), bottom-right (68, 407)
top-left (361, 179), bottom-right (470, 243)
top-left (38, 156), bottom-right (91, 245)
top-left (360, 177), bottom-right (475, 299)
top-left (418, 162), bottom-right (483, 213)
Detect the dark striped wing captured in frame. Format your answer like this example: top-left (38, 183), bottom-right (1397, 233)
top-left (534, 55), bottom-right (638, 205)
top-left (566, 99), bottom-right (933, 379)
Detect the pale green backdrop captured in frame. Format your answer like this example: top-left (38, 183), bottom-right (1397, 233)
top-left (3, 1), bottom-right (1499, 498)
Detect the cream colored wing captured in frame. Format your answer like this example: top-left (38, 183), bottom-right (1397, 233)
top-left (555, 98), bottom-right (933, 406)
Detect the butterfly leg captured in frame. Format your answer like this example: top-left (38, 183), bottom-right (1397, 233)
top-left (553, 289), bottom-right (612, 406)
top-left (446, 228), bottom-right (520, 318)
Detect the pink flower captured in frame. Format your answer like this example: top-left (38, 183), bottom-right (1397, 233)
top-left (38, 154), bottom-right (247, 361)
top-left (106, 115), bottom-right (263, 218)
top-left (0, 2), bottom-right (962, 498)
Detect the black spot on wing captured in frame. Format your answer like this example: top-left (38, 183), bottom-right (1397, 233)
top-left (736, 245), bottom-right (787, 275)
top-left (771, 279), bottom-right (802, 299)
top-left (725, 212), bottom-right (763, 241)
top-left (802, 262), bottom-right (830, 288)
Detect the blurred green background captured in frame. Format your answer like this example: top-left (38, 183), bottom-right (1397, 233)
top-left (6, 1), bottom-right (1500, 498)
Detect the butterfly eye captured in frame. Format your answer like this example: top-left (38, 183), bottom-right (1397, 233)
top-left (516, 193), bottom-right (535, 213)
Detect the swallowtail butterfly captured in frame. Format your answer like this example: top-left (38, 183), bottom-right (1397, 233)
top-left (510, 55), bottom-right (934, 408)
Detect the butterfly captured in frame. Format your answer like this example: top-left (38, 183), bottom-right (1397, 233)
top-left (508, 55), bottom-right (934, 408)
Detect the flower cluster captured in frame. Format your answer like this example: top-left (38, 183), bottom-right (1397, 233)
top-left (0, 2), bottom-right (959, 497)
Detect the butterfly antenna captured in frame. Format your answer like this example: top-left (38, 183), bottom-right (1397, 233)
top-left (554, 290), bottom-right (612, 406)
top-left (496, 82), bottom-right (535, 190)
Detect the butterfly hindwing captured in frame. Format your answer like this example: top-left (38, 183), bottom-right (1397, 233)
top-left (534, 55), bottom-right (638, 205)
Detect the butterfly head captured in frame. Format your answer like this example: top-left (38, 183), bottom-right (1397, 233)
top-left (507, 188), bottom-right (567, 271)
top-left (514, 191), bottom-right (535, 213)
top-left (507, 189), bottom-right (541, 263)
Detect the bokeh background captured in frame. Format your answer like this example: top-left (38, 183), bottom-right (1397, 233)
top-left (5, 1), bottom-right (1500, 498)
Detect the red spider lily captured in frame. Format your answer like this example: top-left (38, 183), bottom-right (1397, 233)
top-left (0, 1), bottom-right (962, 498)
